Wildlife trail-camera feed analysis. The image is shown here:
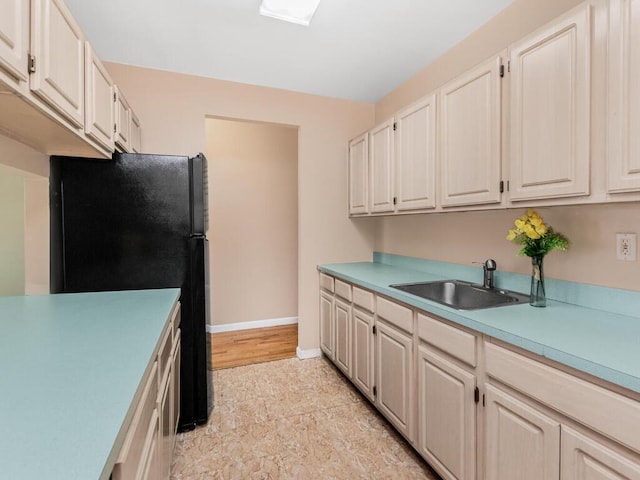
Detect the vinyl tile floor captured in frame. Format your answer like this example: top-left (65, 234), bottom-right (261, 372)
top-left (170, 357), bottom-right (441, 480)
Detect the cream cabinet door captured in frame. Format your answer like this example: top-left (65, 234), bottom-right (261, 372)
top-left (561, 426), bottom-right (640, 480)
top-left (509, 4), bottom-right (591, 201)
top-left (395, 94), bottom-right (437, 211)
top-left (376, 319), bottom-right (413, 442)
top-left (131, 111), bottom-right (142, 153)
top-left (607, 0), bottom-right (640, 193)
top-left (369, 118), bottom-right (395, 213)
top-left (0, 0), bottom-right (29, 82)
top-left (115, 85), bottom-right (132, 153)
top-left (334, 298), bottom-right (352, 378)
top-left (349, 132), bottom-right (369, 215)
top-left (352, 308), bottom-right (375, 401)
top-left (84, 42), bottom-right (114, 152)
top-left (319, 291), bottom-right (334, 359)
top-left (485, 384), bottom-right (560, 480)
top-left (418, 346), bottom-right (476, 480)
top-left (30, 0), bottom-right (85, 128)
top-left (439, 56), bottom-right (502, 207)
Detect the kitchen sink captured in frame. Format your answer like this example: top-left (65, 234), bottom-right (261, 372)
top-left (390, 280), bottom-right (529, 310)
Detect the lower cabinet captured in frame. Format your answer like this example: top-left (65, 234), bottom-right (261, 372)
top-left (352, 307), bottom-right (375, 401)
top-left (112, 303), bottom-right (181, 480)
top-left (561, 426), bottom-right (640, 480)
top-left (484, 384), bottom-right (560, 480)
top-left (319, 290), bottom-right (334, 359)
top-left (418, 346), bottom-right (476, 480)
top-left (375, 318), bottom-right (414, 442)
top-left (334, 297), bottom-right (352, 377)
top-left (318, 273), bottom-right (640, 480)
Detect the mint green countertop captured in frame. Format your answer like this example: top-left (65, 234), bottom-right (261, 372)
top-left (319, 254), bottom-right (640, 394)
top-left (0, 288), bottom-right (180, 480)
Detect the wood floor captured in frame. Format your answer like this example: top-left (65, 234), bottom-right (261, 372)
top-left (209, 324), bottom-right (298, 370)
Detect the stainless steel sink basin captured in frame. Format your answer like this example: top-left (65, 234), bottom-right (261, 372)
top-left (390, 280), bottom-right (529, 310)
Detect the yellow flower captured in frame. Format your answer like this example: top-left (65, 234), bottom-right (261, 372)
top-left (506, 229), bottom-right (517, 241)
top-left (525, 225), bottom-right (541, 239)
top-left (514, 219), bottom-right (526, 230)
top-left (535, 223), bottom-right (548, 236)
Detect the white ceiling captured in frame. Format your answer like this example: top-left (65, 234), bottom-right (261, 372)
top-left (64, 0), bottom-right (515, 103)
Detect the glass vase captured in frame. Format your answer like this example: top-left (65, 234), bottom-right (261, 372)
top-left (530, 255), bottom-right (546, 307)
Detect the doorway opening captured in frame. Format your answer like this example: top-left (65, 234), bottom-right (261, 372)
top-left (204, 117), bottom-right (299, 369)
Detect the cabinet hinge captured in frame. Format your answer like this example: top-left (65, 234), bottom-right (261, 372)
top-left (506, 180), bottom-right (510, 192)
top-left (113, 123), bottom-right (117, 134)
top-left (474, 387), bottom-right (480, 404)
top-left (393, 122), bottom-right (397, 131)
top-left (508, 60), bottom-right (511, 73)
top-left (373, 386), bottom-right (377, 397)
top-left (372, 325), bottom-right (377, 335)
top-left (113, 92), bottom-right (117, 102)
top-left (483, 394), bottom-right (486, 406)
top-left (393, 196), bottom-right (397, 205)
top-left (28, 54), bottom-right (36, 74)
top-left (499, 180), bottom-right (504, 193)
top-left (499, 65), bottom-right (505, 78)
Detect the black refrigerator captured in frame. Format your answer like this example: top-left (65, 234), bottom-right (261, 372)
top-left (50, 152), bottom-right (212, 431)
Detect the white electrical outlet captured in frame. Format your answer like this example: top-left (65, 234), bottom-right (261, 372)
top-left (616, 233), bottom-right (636, 261)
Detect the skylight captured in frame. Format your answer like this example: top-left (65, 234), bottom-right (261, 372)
top-left (259, 0), bottom-right (322, 26)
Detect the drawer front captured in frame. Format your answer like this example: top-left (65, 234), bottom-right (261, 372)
top-left (335, 279), bottom-right (353, 301)
top-left (418, 313), bottom-right (476, 367)
top-left (320, 273), bottom-right (335, 292)
top-left (376, 296), bottom-right (413, 333)
top-left (486, 342), bottom-right (640, 454)
top-left (158, 323), bottom-right (172, 387)
top-left (171, 302), bottom-right (181, 342)
top-left (353, 286), bottom-right (374, 312)
top-left (113, 361), bottom-right (159, 480)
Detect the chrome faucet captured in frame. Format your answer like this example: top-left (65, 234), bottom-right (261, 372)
top-left (473, 259), bottom-right (497, 289)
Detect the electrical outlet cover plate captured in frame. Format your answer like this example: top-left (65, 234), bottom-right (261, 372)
top-left (616, 233), bottom-right (636, 261)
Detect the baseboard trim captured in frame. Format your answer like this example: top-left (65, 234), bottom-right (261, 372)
top-left (296, 346), bottom-right (322, 360)
top-left (207, 316), bottom-right (298, 334)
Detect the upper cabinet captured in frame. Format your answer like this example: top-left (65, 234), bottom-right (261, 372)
top-left (85, 42), bottom-right (114, 152)
top-left (0, 0), bottom-right (29, 84)
top-left (31, 0), bottom-right (85, 128)
top-left (508, 4), bottom-right (591, 201)
top-left (0, 0), bottom-right (141, 159)
top-left (439, 56), bottom-right (503, 208)
top-left (607, 0), bottom-right (640, 193)
top-left (369, 118), bottom-right (396, 213)
top-left (348, 132), bottom-right (369, 215)
top-left (396, 94), bottom-right (437, 211)
top-left (115, 85), bottom-right (131, 152)
top-left (130, 111), bottom-right (142, 153)
top-left (348, 94), bottom-right (438, 217)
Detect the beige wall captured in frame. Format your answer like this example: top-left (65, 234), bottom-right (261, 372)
top-left (0, 133), bottom-right (49, 295)
top-left (376, 204), bottom-right (640, 291)
top-left (372, 0), bottom-right (640, 292)
top-left (0, 167), bottom-right (25, 296)
top-left (105, 63), bottom-right (376, 351)
top-left (205, 118), bottom-right (298, 326)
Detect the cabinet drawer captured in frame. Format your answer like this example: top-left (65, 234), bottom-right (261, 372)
top-left (171, 302), bottom-right (181, 342)
top-left (320, 273), bottom-right (335, 292)
top-left (335, 279), bottom-right (352, 301)
top-left (113, 361), bottom-right (159, 480)
top-left (418, 313), bottom-right (476, 367)
top-left (486, 342), bottom-right (640, 454)
top-left (376, 296), bottom-right (413, 333)
top-left (353, 286), bottom-right (374, 312)
top-left (158, 323), bottom-right (172, 388)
